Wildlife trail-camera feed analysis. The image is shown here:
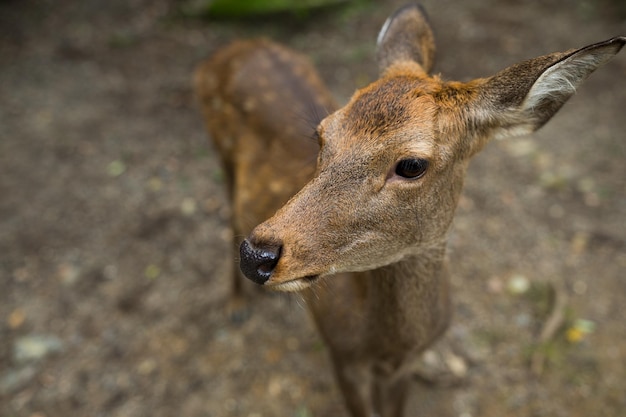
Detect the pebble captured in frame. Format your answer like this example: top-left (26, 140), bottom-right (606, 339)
top-left (295, 406), bottom-right (312, 417)
top-left (487, 277), bottom-right (503, 294)
top-left (268, 376), bottom-right (282, 397)
top-left (148, 177), bottom-right (163, 192)
top-left (570, 232), bottom-right (589, 255)
top-left (0, 366), bottom-right (37, 395)
top-left (180, 197), bottom-right (197, 216)
top-left (144, 264), bottom-right (161, 279)
top-left (507, 275), bottom-right (530, 295)
top-left (506, 138), bottom-right (537, 157)
top-left (444, 351), bottom-right (468, 378)
top-left (7, 309), bottom-right (26, 329)
top-left (107, 160), bottom-right (126, 177)
top-left (57, 262), bottom-right (80, 286)
top-left (13, 334), bottom-right (64, 363)
top-left (514, 313), bottom-right (531, 328)
top-left (137, 358), bottom-right (157, 375)
top-left (573, 280), bottom-right (587, 295)
top-left (421, 349), bottom-right (441, 369)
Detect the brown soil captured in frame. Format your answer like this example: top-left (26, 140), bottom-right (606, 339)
top-left (1, 1), bottom-right (625, 416)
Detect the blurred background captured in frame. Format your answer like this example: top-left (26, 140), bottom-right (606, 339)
top-left (1, 0), bottom-right (625, 416)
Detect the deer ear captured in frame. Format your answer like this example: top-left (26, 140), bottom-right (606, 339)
top-left (376, 3), bottom-right (435, 75)
top-left (477, 36), bottom-right (625, 140)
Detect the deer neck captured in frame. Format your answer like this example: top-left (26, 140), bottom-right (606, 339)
top-left (363, 244), bottom-right (451, 354)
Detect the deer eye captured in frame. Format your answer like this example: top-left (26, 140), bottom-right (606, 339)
top-left (394, 158), bottom-right (429, 179)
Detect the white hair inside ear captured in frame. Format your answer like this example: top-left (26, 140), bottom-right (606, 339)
top-left (522, 52), bottom-right (609, 111)
top-left (377, 16), bottom-right (393, 46)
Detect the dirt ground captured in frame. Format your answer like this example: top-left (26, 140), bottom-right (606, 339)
top-left (1, 0), bottom-right (625, 416)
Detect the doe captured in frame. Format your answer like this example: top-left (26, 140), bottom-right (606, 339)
top-left (195, 4), bottom-right (624, 417)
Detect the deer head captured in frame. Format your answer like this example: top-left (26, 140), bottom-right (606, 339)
top-left (239, 4), bottom-right (625, 292)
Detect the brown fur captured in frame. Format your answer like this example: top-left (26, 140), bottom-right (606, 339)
top-left (195, 4), bottom-right (624, 417)
top-left (194, 39), bottom-right (336, 308)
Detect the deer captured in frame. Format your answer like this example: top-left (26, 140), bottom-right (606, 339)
top-left (194, 3), bottom-right (625, 417)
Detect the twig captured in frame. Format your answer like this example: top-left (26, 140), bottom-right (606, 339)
top-left (530, 280), bottom-right (569, 376)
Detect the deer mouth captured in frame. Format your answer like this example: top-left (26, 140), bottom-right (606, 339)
top-left (268, 275), bottom-right (319, 292)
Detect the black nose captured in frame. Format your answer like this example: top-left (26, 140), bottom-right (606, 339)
top-left (239, 239), bottom-right (281, 285)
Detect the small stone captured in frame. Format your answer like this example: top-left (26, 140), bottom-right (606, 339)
top-left (421, 349), bottom-right (441, 368)
top-left (573, 280), bottom-right (587, 295)
top-left (57, 262), bottom-right (80, 285)
top-left (220, 227), bottom-right (232, 242)
top-left (507, 275), bottom-right (530, 295)
top-left (148, 177), bottom-right (162, 192)
top-left (14, 335), bottom-right (64, 363)
top-left (506, 138), bottom-right (537, 157)
top-left (570, 233), bottom-right (589, 255)
top-left (8, 309), bottom-right (26, 329)
top-left (0, 366), bottom-right (37, 395)
top-left (487, 277), bottom-right (503, 294)
top-left (144, 264), bottom-right (161, 279)
top-left (514, 313), bottom-right (531, 328)
top-left (539, 171), bottom-right (566, 190)
top-left (180, 197), bottom-right (197, 216)
top-left (444, 352), bottom-right (468, 378)
top-left (574, 319), bottom-right (596, 333)
top-left (294, 406), bottom-right (313, 417)
top-left (268, 376), bottom-right (282, 397)
top-left (137, 359), bottom-right (157, 375)
top-left (107, 160), bottom-right (126, 177)
top-left (103, 264), bottom-right (118, 280)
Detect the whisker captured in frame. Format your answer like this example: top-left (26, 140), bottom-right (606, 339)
top-left (290, 92), bottom-right (334, 142)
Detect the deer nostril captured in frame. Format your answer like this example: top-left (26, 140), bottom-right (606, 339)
top-left (239, 239), bottom-right (281, 285)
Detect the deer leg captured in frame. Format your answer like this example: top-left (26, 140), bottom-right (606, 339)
top-left (330, 356), bottom-right (374, 417)
top-left (378, 375), bottom-right (410, 417)
top-left (226, 240), bottom-right (249, 323)
top-left (226, 290), bottom-right (248, 323)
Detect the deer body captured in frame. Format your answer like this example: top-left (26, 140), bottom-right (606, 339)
top-left (196, 4), bottom-right (624, 417)
top-left (195, 39), bottom-right (337, 310)
top-left (301, 253), bottom-right (451, 416)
